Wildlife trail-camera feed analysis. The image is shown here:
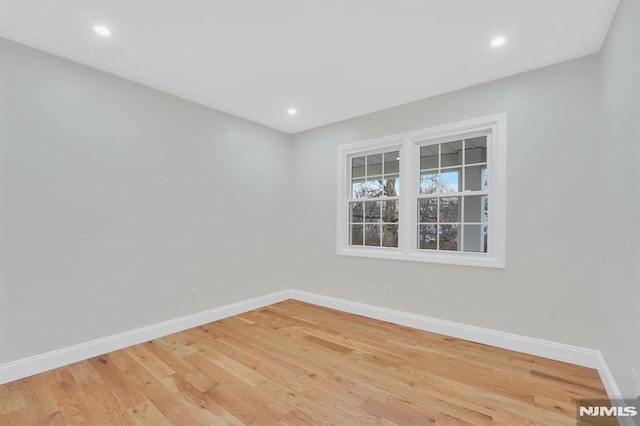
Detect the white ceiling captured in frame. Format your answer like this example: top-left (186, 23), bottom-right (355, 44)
top-left (0, 0), bottom-right (618, 134)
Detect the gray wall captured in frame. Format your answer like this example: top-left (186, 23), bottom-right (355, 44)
top-left (291, 56), bottom-right (604, 354)
top-left (599, 0), bottom-right (640, 396)
top-left (0, 38), bottom-right (292, 363)
top-left (0, 39), bottom-right (7, 354)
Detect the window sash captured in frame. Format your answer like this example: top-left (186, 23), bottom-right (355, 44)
top-left (348, 149), bottom-right (402, 248)
top-left (414, 134), bottom-right (489, 254)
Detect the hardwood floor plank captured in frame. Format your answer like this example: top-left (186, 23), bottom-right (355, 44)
top-left (74, 381), bottom-right (132, 425)
top-left (166, 373), bottom-right (243, 425)
top-left (202, 319), bottom-right (337, 379)
top-left (88, 355), bottom-right (148, 410)
top-left (0, 300), bottom-right (609, 425)
top-left (126, 400), bottom-right (172, 426)
top-left (277, 408), bottom-right (319, 425)
top-left (36, 410), bottom-right (67, 426)
top-left (141, 341), bottom-right (217, 392)
top-left (107, 349), bottom-right (143, 373)
top-left (203, 383), bottom-right (282, 424)
top-left (49, 369), bottom-right (99, 425)
top-left (0, 380), bottom-right (25, 415)
top-left (126, 345), bottom-right (175, 380)
top-left (122, 360), bottom-right (205, 425)
top-left (190, 342), bottom-right (265, 387)
top-left (209, 336), bottom-right (313, 396)
top-left (302, 334), bottom-right (353, 354)
top-left (20, 373), bottom-right (61, 423)
top-left (68, 361), bottom-right (102, 387)
top-left (183, 352), bottom-right (285, 424)
top-left (154, 334), bottom-right (198, 358)
top-left (340, 367), bottom-right (494, 425)
top-left (0, 407), bottom-right (28, 426)
top-left (361, 394), bottom-right (438, 425)
top-left (256, 376), bottom-right (380, 425)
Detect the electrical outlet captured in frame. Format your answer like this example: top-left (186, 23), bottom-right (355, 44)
top-left (384, 286), bottom-right (392, 300)
top-left (189, 290), bottom-right (197, 304)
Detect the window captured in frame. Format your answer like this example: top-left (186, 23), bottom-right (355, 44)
top-left (349, 151), bottom-right (400, 248)
top-left (336, 114), bottom-right (506, 268)
top-left (417, 136), bottom-right (488, 253)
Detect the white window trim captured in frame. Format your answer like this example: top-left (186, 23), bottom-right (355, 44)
top-left (336, 113), bottom-right (506, 268)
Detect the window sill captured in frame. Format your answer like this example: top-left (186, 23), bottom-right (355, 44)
top-left (337, 247), bottom-right (505, 269)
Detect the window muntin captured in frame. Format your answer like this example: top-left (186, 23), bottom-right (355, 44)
top-left (349, 150), bottom-right (400, 248)
top-left (417, 136), bottom-right (488, 253)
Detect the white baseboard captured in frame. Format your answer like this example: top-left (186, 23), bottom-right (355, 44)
top-left (593, 352), bottom-right (634, 426)
top-left (289, 290), bottom-right (623, 401)
top-left (0, 290), bottom-right (291, 386)
top-left (595, 352), bottom-right (624, 401)
top-left (0, 287), bottom-right (624, 407)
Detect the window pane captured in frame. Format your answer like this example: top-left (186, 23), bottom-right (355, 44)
top-left (382, 200), bottom-right (399, 223)
top-left (418, 198), bottom-right (438, 223)
top-left (365, 224), bottom-right (381, 246)
top-left (465, 165), bottom-right (487, 191)
top-left (439, 197), bottom-right (460, 223)
top-left (420, 145), bottom-right (438, 170)
top-left (465, 137), bottom-right (487, 164)
top-left (418, 225), bottom-right (437, 249)
top-left (382, 224), bottom-right (398, 247)
top-left (352, 156), bottom-right (366, 178)
top-left (383, 151), bottom-right (399, 174)
top-left (463, 224), bottom-right (487, 253)
top-left (440, 168), bottom-right (462, 193)
top-left (463, 195), bottom-right (487, 223)
top-left (352, 179), bottom-right (366, 198)
top-left (366, 179), bottom-right (383, 197)
top-left (420, 172), bottom-right (439, 194)
top-left (441, 140), bottom-right (463, 167)
top-left (383, 175), bottom-right (399, 196)
top-left (364, 201), bottom-right (381, 222)
top-left (350, 202), bottom-right (363, 223)
top-left (350, 224), bottom-right (364, 246)
top-left (439, 225), bottom-right (460, 251)
top-left (367, 154), bottom-right (383, 176)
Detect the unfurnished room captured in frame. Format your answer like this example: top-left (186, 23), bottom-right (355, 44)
top-left (0, 0), bottom-right (639, 425)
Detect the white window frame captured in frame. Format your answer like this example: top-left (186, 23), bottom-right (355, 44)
top-left (336, 113), bottom-right (506, 268)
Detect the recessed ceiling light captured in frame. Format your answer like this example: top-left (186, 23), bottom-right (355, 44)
top-left (94, 25), bottom-right (111, 37)
top-left (287, 108), bottom-right (297, 116)
top-left (490, 36), bottom-right (506, 48)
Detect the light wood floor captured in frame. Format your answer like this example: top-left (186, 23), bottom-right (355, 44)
top-left (0, 300), bottom-right (609, 425)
